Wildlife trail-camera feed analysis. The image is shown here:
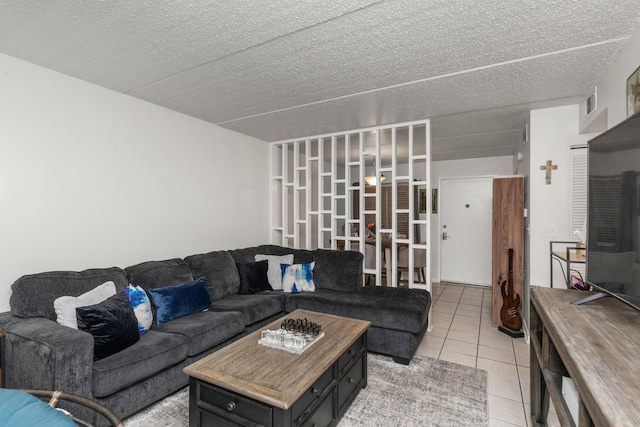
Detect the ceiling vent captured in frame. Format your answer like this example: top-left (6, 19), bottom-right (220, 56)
top-left (584, 87), bottom-right (597, 119)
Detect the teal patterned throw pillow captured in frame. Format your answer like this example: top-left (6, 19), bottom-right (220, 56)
top-left (124, 284), bottom-right (153, 335)
top-left (281, 262), bottom-right (315, 293)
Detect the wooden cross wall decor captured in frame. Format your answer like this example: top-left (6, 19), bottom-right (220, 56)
top-left (540, 160), bottom-right (558, 185)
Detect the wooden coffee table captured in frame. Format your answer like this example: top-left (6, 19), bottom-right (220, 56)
top-left (184, 309), bottom-right (370, 427)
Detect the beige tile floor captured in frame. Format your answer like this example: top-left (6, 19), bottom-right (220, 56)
top-left (416, 282), bottom-right (560, 427)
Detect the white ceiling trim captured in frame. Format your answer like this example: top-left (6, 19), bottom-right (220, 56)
top-left (123, 0), bottom-right (387, 95)
top-left (217, 37), bottom-right (628, 127)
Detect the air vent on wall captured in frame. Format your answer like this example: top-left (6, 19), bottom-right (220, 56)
top-left (584, 87), bottom-right (597, 118)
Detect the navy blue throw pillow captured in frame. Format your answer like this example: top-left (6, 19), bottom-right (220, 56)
top-left (236, 260), bottom-right (272, 294)
top-left (148, 277), bottom-right (211, 325)
top-left (76, 291), bottom-right (140, 361)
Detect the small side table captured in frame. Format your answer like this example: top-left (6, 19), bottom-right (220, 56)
top-left (549, 240), bottom-right (586, 288)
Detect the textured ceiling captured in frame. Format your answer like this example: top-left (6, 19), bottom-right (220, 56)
top-left (1, 1), bottom-right (639, 161)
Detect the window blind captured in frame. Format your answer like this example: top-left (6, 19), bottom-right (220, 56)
top-left (570, 147), bottom-right (587, 240)
top-left (379, 184), bottom-right (409, 235)
top-left (570, 146), bottom-right (588, 278)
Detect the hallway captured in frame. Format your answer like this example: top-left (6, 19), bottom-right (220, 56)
top-left (416, 282), bottom-right (560, 427)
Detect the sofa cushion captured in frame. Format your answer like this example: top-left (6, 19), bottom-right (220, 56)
top-left (312, 249), bottom-right (363, 292)
top-left (54, 281), bottom-right (117, 329)
top-left (237, 260), bottom-right (272, 294)
top-left (153, 310), bottom-right (245, 356)
top-left (125, 259), bottom-right (194, 291)
top-left (92, 330), bottom-right (189, 397)
top-left (148, 277), bottom-right (212, 325)
top-left (184, 251), bottom-right (240, 300)
top-left (10, 267), bottom-right (128, 321)
top-left (125, 259), bottom-right (194, 322)
top-left (211, 293), bottom-right (285, 326)
top-left (285, 287), bottom-right (430, 334)
top-left (230, 246), bottom-right (314, 265)
top-left (228, 246), bottom-right (269, 264)
top-left (256, 245), bottom-right (315, 264)
top-left (76, 291), bottom-right (140, 361)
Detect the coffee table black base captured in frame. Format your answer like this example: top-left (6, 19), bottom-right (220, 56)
top-left (189, 335), bottom-right (367, 427)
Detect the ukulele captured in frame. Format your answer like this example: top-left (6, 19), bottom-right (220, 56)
top-left (499, 248), bottom-right (522, 331)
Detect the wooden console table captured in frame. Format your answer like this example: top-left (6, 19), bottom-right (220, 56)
top-left (530, 287), bottom-right (640, 426)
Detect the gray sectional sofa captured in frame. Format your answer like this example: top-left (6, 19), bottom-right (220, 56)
top-left (0, 245), bottom-right (431, 425)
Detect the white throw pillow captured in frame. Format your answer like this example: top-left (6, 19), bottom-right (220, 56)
top-left (54, 281), bottom-right (117, 329)
top-left (254, 254), bottom-right (294, 290)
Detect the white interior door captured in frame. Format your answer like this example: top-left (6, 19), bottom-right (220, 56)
top-left (440, 177), bottom-right (493, 286)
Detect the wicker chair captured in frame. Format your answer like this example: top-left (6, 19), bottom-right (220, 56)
top-left (22, 389), bottom-right (124, 427)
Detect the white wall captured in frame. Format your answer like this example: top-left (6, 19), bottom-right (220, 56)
top-left (528, 105), bottom-right (598, 288)
top-left (528, 24), bottom-right (640, 290)
top-left (0, 53), bottom-right (270, 312)
top-left (581, 24), bottom-right (640, 132)
top-left (430, 155), bottom-right (514, 281)
top-left (431, 156), bottom-right (514, 181)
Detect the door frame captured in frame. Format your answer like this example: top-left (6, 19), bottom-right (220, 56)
top-left (436, 175), bottom-right (496, 285)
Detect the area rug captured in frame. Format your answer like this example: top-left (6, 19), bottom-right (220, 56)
top-left (124, 354), bottom-right (488, 427)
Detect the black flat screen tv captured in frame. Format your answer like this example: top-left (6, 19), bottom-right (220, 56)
top-left (580, 111), bottom-right (640, 310)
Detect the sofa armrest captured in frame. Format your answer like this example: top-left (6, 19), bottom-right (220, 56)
top-left (0, 312), bottom-right (94, 396)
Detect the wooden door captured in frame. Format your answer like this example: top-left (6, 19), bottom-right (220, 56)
top-left (492, 177), bottom-right (524, 326)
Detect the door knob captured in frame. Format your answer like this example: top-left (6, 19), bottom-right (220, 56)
top-left (442, 232), bottom-right (449, 240)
